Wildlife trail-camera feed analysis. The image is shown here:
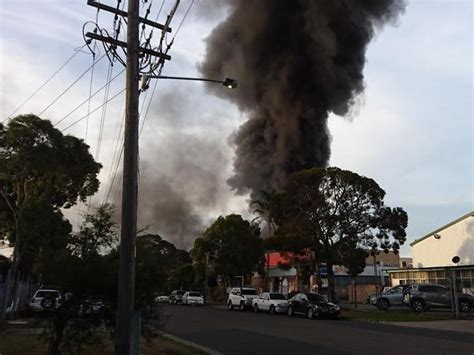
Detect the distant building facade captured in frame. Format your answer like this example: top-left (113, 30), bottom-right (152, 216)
top-left (252, 250), bottom-right (400, 298)
top-left (388, 211), bottom-right (474, 289)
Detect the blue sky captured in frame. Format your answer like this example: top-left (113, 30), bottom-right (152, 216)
top-left (0, 0), bottom-right (472, 254)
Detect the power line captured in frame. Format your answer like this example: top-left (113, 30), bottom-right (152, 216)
top-left (61, 88), bottom-right (125, 133)
top-left (96, 63), bottom-right (115, 160)
top-left (173, 0), bottom-right (195, 40)
top-left (85, 45), bottom-right (98, 142)
top-left (54, 68), bottom-right (125, 127)
top-left (3, 45), bottom-right (86, 123)
top-left (39, 53), bottom-right (107, 116)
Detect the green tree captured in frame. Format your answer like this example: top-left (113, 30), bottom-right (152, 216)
top-left (251, 190), bottom-right (277, 239)
top-left (69, 204), bottom-right (117, 259)
top-left (269, 167), bottom-right (407, 301)
top-left (192, 214), bottom-right (264, 287)
top-left (0, 115), bottom-right (101, 315)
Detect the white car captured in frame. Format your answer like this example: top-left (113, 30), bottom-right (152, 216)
top-left (227, 287), bottom-right (259, 311)
top-left (155, 295), bottom-right (170, 303)
top-left (252, 292), bottom-right (288, 314)
top-left (29, 289), bottom-right (62, 312)
top-left (182, 291), bottom-right (205, 305)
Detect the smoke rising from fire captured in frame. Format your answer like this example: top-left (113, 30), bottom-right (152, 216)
top-left (200, 0), bottom-right (406, 198)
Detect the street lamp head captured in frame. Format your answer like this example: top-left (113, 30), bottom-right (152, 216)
top-left (223, 78), bottom-right (238, 89)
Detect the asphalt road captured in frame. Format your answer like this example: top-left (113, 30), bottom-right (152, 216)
top-left (161, 304), bottom-right (474, 355)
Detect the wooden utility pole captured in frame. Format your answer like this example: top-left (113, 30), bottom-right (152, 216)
top-left (115, 0), bottom-right (139, 353)
top-left (84, 1), bottom-right (172, 354)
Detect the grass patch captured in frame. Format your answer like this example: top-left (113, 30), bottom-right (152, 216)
top-left (342, 309), bottom-right (454, 322)
top-left (0, 328), bottom-right (207, 355)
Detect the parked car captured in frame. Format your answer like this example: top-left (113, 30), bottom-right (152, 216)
top-left (155, 294), bottom-right (170, 303)
top-left (403, 284), bottom-right (473, 313)
top-left (183, 291), bottom-right (205, 306)
top-left (227, 287), bottom-right (259, 311)
top-left (368, 284), bottom-right (411, 310)
top-left (287, 292), bottom-right (340, 319)
top-left (170, 290), bottom-right (186, 304)
top-left (29, 289), bottom-right (62, 312)
top-left (252, 292), bottom-right (288, 314)
top-left (78, 298), bottom-right (106, 316)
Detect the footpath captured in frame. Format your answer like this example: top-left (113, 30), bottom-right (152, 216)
top-left (385, 319), bottom-right (474, 334)
top-left (340, 301), bottom-right (474, 334)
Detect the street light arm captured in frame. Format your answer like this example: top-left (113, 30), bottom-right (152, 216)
top-left (141, 74), bottom-right (238, 90)
top-left (149, 76), bottom-right (224, 84)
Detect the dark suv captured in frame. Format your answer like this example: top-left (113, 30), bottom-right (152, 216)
top-left (403, 284), bottom-right (473, 312)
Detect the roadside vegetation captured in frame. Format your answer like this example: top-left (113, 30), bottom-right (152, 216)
top-left (0, 328), bottom-right (206, 355)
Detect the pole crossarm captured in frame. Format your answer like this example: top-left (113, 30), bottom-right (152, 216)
top-left (85, 32), bottom-right (171, 61)
top-left (87, 0), bottom-right (172, 33)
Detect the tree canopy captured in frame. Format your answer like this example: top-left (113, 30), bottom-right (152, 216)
top-left (268, 167), bottom-right (408, 300)
top-left (192, 214), bottom-right (264, 287)
top-left (0, 115), bottom-right (102, 316)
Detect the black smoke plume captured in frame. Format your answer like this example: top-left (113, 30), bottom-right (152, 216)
top-left (200, 0), bottom-right (406, 197)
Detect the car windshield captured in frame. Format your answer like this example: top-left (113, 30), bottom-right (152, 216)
top-left (189, 292), bottom-right (202, 297)
top-left (36, 291), bottom-right (58, 298)
top-left (270, 293), bottom-right (286, 300)
top-left (242, 289), bottom-right (257, 295)
top-left (307, 293), bottom-right (327, 303)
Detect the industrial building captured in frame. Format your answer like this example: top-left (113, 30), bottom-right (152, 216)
top-left (389, 211), bottom-right (474, 289)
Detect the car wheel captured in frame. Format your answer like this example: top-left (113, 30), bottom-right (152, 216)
top-left (307, 308), bottom-right (314, 319)
top-left (239, 302), bottom-right (245, 311)
top-left (411, 299), bottom-right (425, 312)
top-left (377, 299), bottom-right (389, 311)
top-left (459, 300), bottom-right (471, 313)
top-left (287, 306), bottom-right (293, 317)
top-left (227, 301), bottom-right (234, 311)
top-left (41, 297), bottom-right (55, 310)
top-left (269, 305), bottom-right (276, 315)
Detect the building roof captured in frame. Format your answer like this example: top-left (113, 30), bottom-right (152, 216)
top-left (410, 211), bottom-right (474, 247)
top-left (266, 252), bottom-right (308, 268)
top-left (387, 264), bottom-right (474, 272)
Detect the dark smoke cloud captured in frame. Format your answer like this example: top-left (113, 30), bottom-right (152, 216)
top-left (200, 0), bottom-right (406, 197)
top-left (129, 85), bottom-right (238, 249)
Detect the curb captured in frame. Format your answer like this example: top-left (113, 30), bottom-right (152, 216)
top-left (159, 331), bottom-right (223, 355)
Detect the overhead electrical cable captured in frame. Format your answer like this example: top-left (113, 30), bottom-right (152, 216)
top-left (3, 44), bottom-right (87, 122)
top-left (54, 68), bottom-right (125, 127)
top-left (96, 63), bottom-right (115, 160)
top-left (61, 88), bottom-right (125, 133)
top-left (39, 53), bottom-right (106, 116)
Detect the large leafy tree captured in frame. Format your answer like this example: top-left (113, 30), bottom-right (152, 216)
top-left (69, 204), bottom-right (117, 259)
top-left (269, 167), bottom-right (407, 301)
top-left (0, 115), bottom-right (101, 314)
top-left (250, 190), bottom-right (277, 239)
top-left (135, 234), bottom-right (191, 304)
top-left (192, 214), bottom-right (264, 287)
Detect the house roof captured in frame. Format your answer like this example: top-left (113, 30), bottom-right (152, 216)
top-left (410, 211), bottom-right (474, 247)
